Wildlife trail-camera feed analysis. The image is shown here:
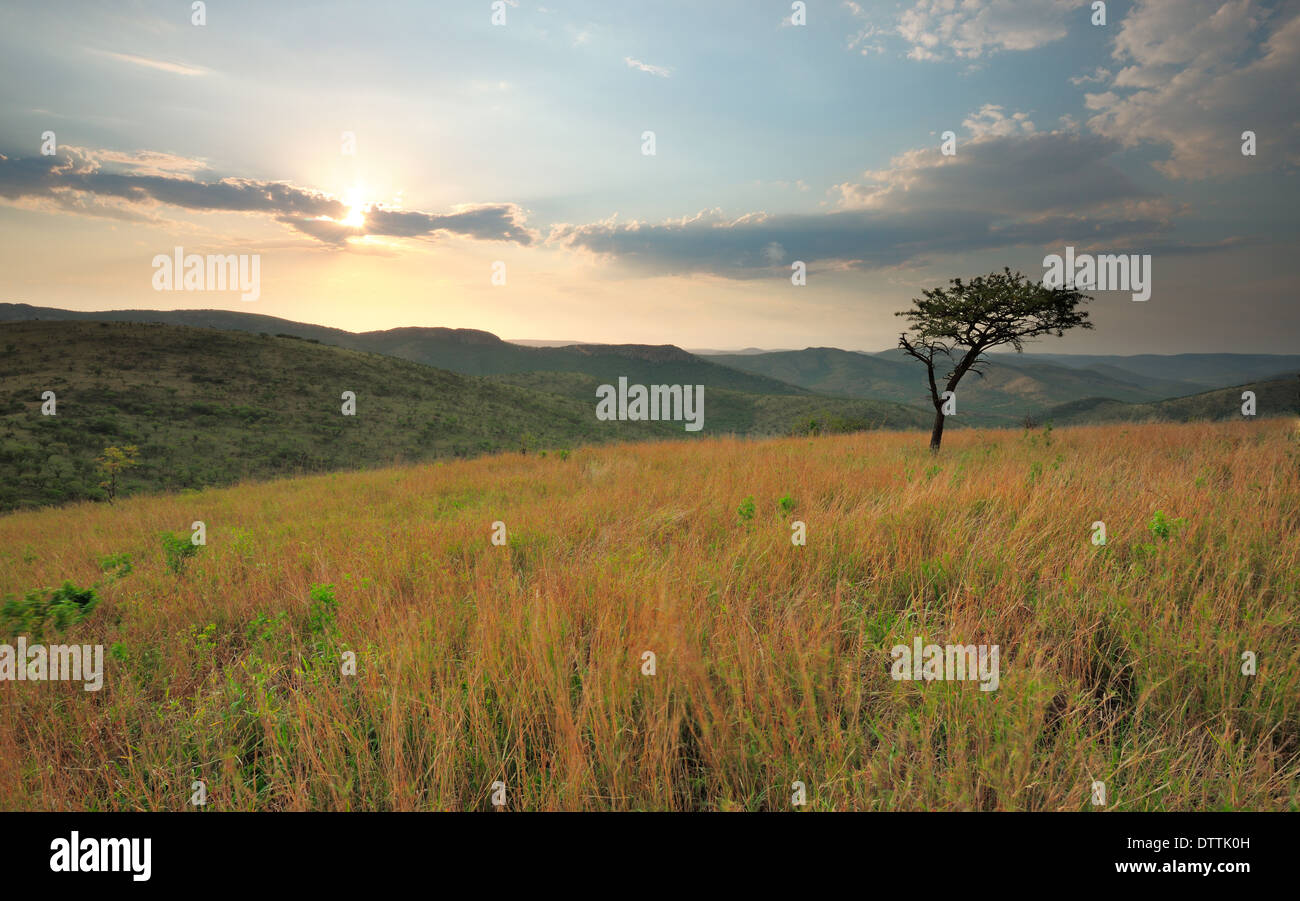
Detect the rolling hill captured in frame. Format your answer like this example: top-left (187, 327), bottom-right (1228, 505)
top-left (488, 370), bottom-right (929, 435)
top-left (991, 351), bottom-right (1300, 388)
top-left (707, 346), bottom-right (1203, 422)
top-left (0, 320), bottom-right (928, 511)
top-left (7, 303), bottom-right (1293, 451)
top-left (0, 320), bottom-right (681, 510)
top-left (0, 304), bottom-right (809, 395)
top-left (3, 419), bottom-right (1296, 809)
top-left (1039, 374), bottom-right (1300, 425)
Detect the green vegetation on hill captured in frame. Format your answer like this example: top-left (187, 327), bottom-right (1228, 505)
top-left (489, 370), bottom-right (929, 435)
top-left (0, 321), bottom-right (679, 511)
top-left (710, 346), bottom-right (1217, 422)
top-left (9, 304), bottom-right (1292, 428)
top-left (0, 303), bottom-right (811, 395)
top-left (1039, 374), bottom-right (1300, 425)
top-left (0, 320), bottom-right (933, 512)
top-left (993, 350), bottom-right (1300, 388)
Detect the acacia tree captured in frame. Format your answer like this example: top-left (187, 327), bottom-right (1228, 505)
top-left (897, 268), bottom-right (1092, 452)
top-left (96, 444), bottom-right (139, 504)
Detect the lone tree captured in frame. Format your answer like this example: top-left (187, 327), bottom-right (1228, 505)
top-left (96, 444), bottom-right (139, 504)
top-left (897, 268), bottom-right (1092, 452)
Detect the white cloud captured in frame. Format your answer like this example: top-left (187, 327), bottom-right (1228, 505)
top-left (843, 2), bottom-right (886, 54)
top-left (1070, 66), bottom-right (1112, 85)
top-left (840, 0), bottom-right (1078, 62)
top-left (549, 128), bottom-right (1179, 278)
top-left (833, 128), bottom-right (1167, 224)
top-left (962, 104), bottom-right (1036, 138)
top-left (93, 50), bottom-right (206, 76)
top-left (895, 0), bottom-right (1077, 61)
top-left (624, 56), bottom-right (672, 78)
top-left (1083, 0), bottom-right (1300, 179)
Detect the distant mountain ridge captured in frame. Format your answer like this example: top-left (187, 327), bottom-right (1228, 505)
top-left (0, 304), bottom-right (805, 395)
top-left (1039, 375), bottom-right (1300, 424)
top-left (5, 303), bottom-right (1297, 426)
top-left (0, 320), bottom-right (682, 510)
top-left (709, 345), bottom-right (1300, 422)
top-left (0, 315), bottom-right (930, 510)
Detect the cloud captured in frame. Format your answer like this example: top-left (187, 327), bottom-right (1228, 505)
top-left (1082, 0), bottom-right (1300, 179)
top-left (962, 104), bottom-right (1036, 138)
top-left (889, 0), bottom-right (1077, 61)
top-left (275, 216), bottom-right (359, 244)
top-left (78, 148), bottom-right (211, 178)
top-left (1070, 66), bottom-right (1112, 85)
top-left (93, 50), bottom-right (207, 76)
top-left (549, 126), bottom-right (1178, 278)
top-left (550, 206), bottom-right (1169, 280)
top-left (0, 147), bottom-right (537, 246)
top-left (834, 129), bottom-right (1160, 218)
top-left (843, 2), bottom-right (886, 54)
top-left (358, 204), bottom-right (534, 243)
top-left (624, 56), bottom-right (672, 77)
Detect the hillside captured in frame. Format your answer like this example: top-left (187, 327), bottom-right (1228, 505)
top-left (708, 346), bottom-right (1198, 422)
top-left (1040, 374), bottom-right (1300, 424)
top-left (0, 304), bottom-right (810, 396)
top-left (10, 305), bottom-right (1291, 426)
top-left (489, 370), bottom-right (929, 434)
top-left (0, 320), bottom-right (678, 510)
top-left (995, 351), bottom-right (1300, 388)
top-left (2, 419), bottom-right (1296, 810)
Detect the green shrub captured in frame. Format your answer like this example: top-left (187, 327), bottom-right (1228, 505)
top-left (98, 552), bottom-right (133, 580)
top-left (0, 581), bottom-right (99, 642)
top-left (1147, 510), bottom-right (1186, 541)
top-left (306, 583), bottom-right (339, 655)
top-left (246, 611), bottom-right (288, 644)
top-left (161, 531), bottom-right (200, 574)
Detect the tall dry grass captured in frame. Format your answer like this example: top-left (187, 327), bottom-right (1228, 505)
top-left (1, 419), bottom-right (1298, 810)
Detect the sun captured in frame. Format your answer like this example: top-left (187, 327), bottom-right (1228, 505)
top-left (341, 186), bottom-right (367, 228)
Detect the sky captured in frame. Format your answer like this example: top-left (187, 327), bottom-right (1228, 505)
top-left (0, 0), bottom-right (1297, 353)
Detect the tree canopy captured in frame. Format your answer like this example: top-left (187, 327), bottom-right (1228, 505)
top-left (897, 268), bottom-right (1093, 450)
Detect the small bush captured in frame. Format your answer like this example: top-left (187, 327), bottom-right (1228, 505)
top-left (98, 552), bottom-right (133, 580)
top-left (161, 531), bottom-right (200, 574)
top-left (306, 583), bottom-right (339, 654)
top-left (0, 582), bottom-right (99, 642)
top-left (1147, 510), bottom-right (1186, 541)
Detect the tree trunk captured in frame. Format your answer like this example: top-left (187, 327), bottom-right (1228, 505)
top-left (929, 409), bottom-right (946, 452)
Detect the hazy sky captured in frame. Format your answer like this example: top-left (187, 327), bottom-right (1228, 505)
top-left (1, 0), bottom-right (1297, 352)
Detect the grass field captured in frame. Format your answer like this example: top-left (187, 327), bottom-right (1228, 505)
top-left (1, 418), bottom-right (1298, 810)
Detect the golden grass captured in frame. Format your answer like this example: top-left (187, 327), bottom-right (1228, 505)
top-left (1, 419), bottom-right (1298, 810)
